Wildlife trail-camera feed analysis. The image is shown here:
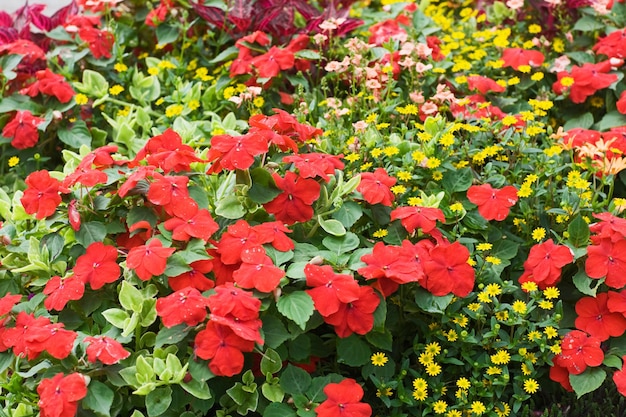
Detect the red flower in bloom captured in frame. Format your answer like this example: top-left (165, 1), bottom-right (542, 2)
top-left (117, 166), bottom-right (156, 198)
top-left (84, 335), bottom-right (130, 365)
top-left (618, 91), bottom-right (626, 115)
top-left (283, 153), bottom-right (345, 182)
top-left (163, 208), bottom-right (219, 242)
top-left (24, 322), bottom-right (77, 360)
top-left (549, 360), bottom-right (574, 392)
top-left (127, 239), bottom-right (176, 281)
top-left (390, 206), bottom-right (445, 234)
top-left (607, 290), bottom-right (626, 314)
top-left (132, 128), bottom-right (204, 173)
top-left (21, 170), bottom-right (64, 219)
top-left (20, 69), bottom-right (75, 103)
top-left (263, 171), bottom-right (321, 225)
top-left (3, 312), bottom-right (50, 359)
top-left (147, 173), bottom-right (197, 218)
top-left (553, 61), bottom-right (618, 104)
top-left (207, 283), bottom-right (262, 321)
top-left (43, 275), bottom-right (85, 311)
top-left (78, 27), bottom-right (115, 59)
top-left (557, 330), bottom-right (604, 375)
top-left (37, 373), bottom-right (87, 417)
top-left (207, 132), bottom-right (269, 173)
top-left (614, 356), bottom-right (626, 396)
top-left (233, 246), bottom-right (285, 293)
top-left (195, 321), bottom-right (256, 377)
top-left (315, 378), bottom-right (372, 417)
top-left (216, 220), bottom-right (264, 265)
top-left (2, 110), bottom-right (45, 150)
top-left (156, 287), bottom-right (208, 328)
top-left (593, 28), bottom-right (626, 59)
top-left (73, 242), bottom-right (120, 289)
top-left (168, 258), bottom-right (215, 292)
top-left (0, 40), bottom-right (46, 66)
top-left (305, 264), bottom-right (361, 317)
top-left (467, 184), bottom-right (518, 221)
top-left (585, 239), bottom-right (626, 288)
top-left (357, 168), bottom-right (396, 206)
top-left (325, 285), bottom-right (380, 338)
top-left (575, 293), bottom-right (626, 341)
top-left (517, 240), bottom-right (574, 289)
top-left (250, 47), bottom-right (295, 78)
top-left (145, 0), bottom-right (174, 26)
top-left (466, 75), bottom-right (506, 94)
top-left (251, 222), bottom-right (294, 252)
top-left (368, 18), bottom-right (408, 46)
top-left (0, 293), bottom-right (21, 316)
top-left (590, 212), bottom-right (626, 242)
top-left (422, 241), bottom-right (475, 297)
top-left (358, 242), bottom-right (422, 296)
top-left (501, 48), bottom-right (545, 70)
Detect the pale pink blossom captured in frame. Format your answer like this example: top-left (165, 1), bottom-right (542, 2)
top-left (366, 79), bottom-right (382, 89)
top-left (399, 42), bottom-right (416, 56)
top-left (506, 0), bottom-right (524, 10)
top-left (421, 101), bottom-right (439, 115)
top-left (550, 55), bottom-right (571, 73)
top-left (399, 57), bottom-right (415, 68)
top-left (433, 84), bottom-right (455, 102)
top-left (410, 92), bottom-right (425, 103)
top-left (415, 43), bottom-right (433, 59)
top-left (313, 34), bottom-right (328, 45)
top-left (414, 63), bottom-right (433, 74)
top-left (352, 120), bottom-right (369, 133)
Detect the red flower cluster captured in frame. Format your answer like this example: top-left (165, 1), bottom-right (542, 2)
top-left (466, 75), bottom-right (505, 94)
top-left (156, 287), bottom-right (209, 327)
top-left (357, 167), bottom-right (396, 206)
top-left (315, 378), bottom-right (372, 417)
top-left (552, 61), bottom-right (618, 103)
top-left (127, 239), bottom-right (176, 281)
top-left (20, 68), bottom-right (75, 103)
top-left (306, 264), bottom-right (379, 338)
top-left (283, 153), bottom-right (344, 182)
top-left (263, 171), bottom-right (321, 225)
top-left (501, 48), bottom-right (545, 70)
top-left (1, 312), bottom-right (76, 360)
top-left (585, 213), bottom-right (626, 288)
top-left (37, 373), bottom-right (87, 417)
top-left (131, 128), bottom-right (204, 173)
top-left (593, 28), bottom-right (626, 60)
top-left (20, 170), bottom-right (65, 219)
top-left (195, 283), bottom-right (263, 376)
top-left (518, 240), bottom-right (573, 289)
top-left (550, 330), bottom-right (604, 391)
top-left (561, 128), bottom-right (626, 176)
top-left (2, 110), bottom-right (45, 150)
top-left (390, 206), bottom-right (445, 234)
top-left (84, 335), bottom-right (129, 365)
top-left (467, 184), bottom-right (518, 221)
top-left (73, 242), bottom-right (120, 289)
top-left (575, 292), bottom-right (626, 341)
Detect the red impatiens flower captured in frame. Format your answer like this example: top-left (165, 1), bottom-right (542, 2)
top-left (357, 168), bottom-right (396, 206)
top-left (3, 312), bottom-right (49, 359)
top-left (358, 242), bottom-right (422, 297)
top-left (305, 264), bottom-right (361, 317)
top-left (132, 128), bottom-right (204, 173)
top-left (390, 206), bottom-right (445, 234)
top-left (207, 132), bottom-right (269, 173)
top-left (467, 183), bottom-right (518, 221)
top-left (163, 208), bottom-right (219, 242)
top-left (250, 46), bottom-right (295, 78)
top-left (2, 110), bottom-right (45, 150)
top-left (23, 322), bottom-right (77, 360)
top-left (78, 27), bottom-right (115, 59)
top-left (84, 335), bottom-right (130, 365)
top-left (20, 170), bottom-right (64, 219)
top-left (20, 68), bottom-right (75, 103)
top-left (552, 61), bottom-right (618, 104)
top-left (168, 258), bottom-right (215, 292)
top-left (215, 220), bottom-right (264, 265)
top-left (263, 171), bottom-right (321, 225)
top-left (127, 238), bottom-right (176, 281)
top-left (517, 239), bottom-right (574, 289)
top-left (194, 321), bottom-right (256, 377)
top-left (593, 28), bottom-right (626, 59)
top-left (73, 242), bottom-right (120, 289)
top-left (585, 238), bottom-right (626, 288)
top-left (0, 293), bottom-right (21, 316)
top-left (501, 48), bottom-right (545, 70)
top-left (575, 292), bottom-right (626, 341)
top-left (207, 283), bottom-right (262, 323)
top-left (589, 212), bottom-right (626, 242)
top-left (233, 246), bottom-right (285, 293)
top-left (156, 287), bottom-right (208, 328)
top-left (556, 330), bottom-right (604, 375)
top-left (37, 373), bottom-right (88, 417)
top-left (614, 355), bottom-right (626, 396)
top-left (43, 275), bottom-right (85, 311)
top-left (147, 173), bottom-right (197, 218)
top-left (315, 378), bottom-right (372, 417)
top-left (324, 285), bottom-right (380, 338)
top-left (283, 153), bottom-right (345, 182)
top-left (145, 0), bottom-right (174, 27)
top-left (549, 360), bottom-right (574, 392)
top-left (466, 75), bottom-right (506, 94)
top-left (251, 221), bottom-right (294, 252)
top-left (422, 241), bottom-right (475, 297)
top-left (618, 91), bottom-right (626, 115)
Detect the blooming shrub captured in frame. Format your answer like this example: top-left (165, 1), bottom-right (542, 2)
top-left (1, 0), bottom-right (626, 416)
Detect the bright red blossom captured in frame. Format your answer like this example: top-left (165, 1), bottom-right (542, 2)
top-left (156, 287), bottom-right (208, 328)
top-left (358, 242), bottom-right (422, 297)
top-left (315, 378), bottom-right (372, 417)
top-left (168, 258), bottom-right (215, 292)
top-left (233, 246), bottom-right (285, 292)
top-left (73, 242), bottom-right (120, 289)
top-left (305, 264), bottom-right (361, 317)
top-left (163, 208), bottom-right (219, 242)
top-left (207, 132), bottom-right (269, 173)
top-left (422, 241), bottom-right (475, 297)
top-left (127, 239), bottom-right (176, 281)
top-left (0, 293), bottom-right (21, 316)
top-left (263, 171), bottom-right (321, 225)
top-left (324, 285), bottom-right (380, 338)
top-left (194, 321), bottom-right (256, 377)
top-left (518, 240), bottom-right (574, 289)
top-left (21, 170), bottom-right (64, 219)
top-left (614, 355), bottom-right (626, 396)
top-left (43, 275), bottom-right (85, 311)
top-left (3, 110), bottom-right (45, 150)
top-left (467, 184), bottom-right (518, 221)
top-left (283, 153), bottom-right (344, 182)
top-left (575, 293), bottom-right (626, 341)
top-left (552, 61), bottom-right (618, 104)
top-left (132, 128), bottom-right (204, 173)
top-left (585, 239), bottom-right (626, 288)
top-left (20, 68), bottom-right (75, 103)
top-left (390, 206), bottom-right (445, 234)
top-left (37, 373), bottom-right (87, 417)
top-left (84, 335), bottom-right (130, 365)
top-left (555, 330), bottom-right (604, 375)
top-left (78, 27), bottom-right (115, 59)
top-left (357, 168), bottom-right (396, 206)
top-left (501, 48), bottom-right (545, 69)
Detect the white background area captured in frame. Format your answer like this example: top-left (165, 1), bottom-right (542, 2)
top-left (1, 0), bottom-right (70, 14)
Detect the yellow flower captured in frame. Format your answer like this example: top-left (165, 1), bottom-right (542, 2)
top-left (397, 171), bottom-right (412, 181)
top-left (517, 184), bottom-right (532, 198)
top-left (453, 315), bottom-right (468, 327)
top-left (426, 158), bottom-right (441, 169)
top-left (371, 149), bottom-right (383, 158)
top-left (543, 287), bottom-right (560, 299)
top-left (531, 72), bottom-right (544, 81)
top-left (408, 197), bottom-right (422, 206)
top-left (512, 300), bottom-right (527, 314)
top-left (521, 363), bottom-right (532, 375)
top-left (490, 350), bottom-right (511, 365)
top-left (560, 76), bottom-right (574, 87)
top-left (432, 171), bottom-right (443, 181)
top-left (188, 100), bottom-right (200, 111)
top-left (529, 24), bottom-right (542, 34)
top-left (502, 115), bottom-right (518, 126)
top-left (545, 326), bottom-right (558, 339)
top-left (114, 62), bottom-right (128, 72)
top-left (518, 65), bottom-right (531, 73)
top-left (253, 96), bottom-right (265, 108)
top-left (532, 227), bottom-right (546, 241)
top-left (397, 104), bottom-right (419, 115)
top-left (523, 378), bottom-right (539, 394)
top-left (485, 283), bottom-right (502, 296)
top-left (109, 85), bottom-right (124, 96)
top-left (527, 330), bottom-right (542, 341)
top-left (412, 388), bottom-right (428, 401)
top-left (426, 342), bottom-right (442, 356)
top-left (486, 256), bottom-right (501, 265)
top-left (468, 303), bottom-right (481, 311)
top-left (550, 343), bottom-right (562, 354)
top-left (495, 402), bottom-right (511, 417)
top-left (371, 352), bottom-right (388, 366)
top-left (376, 387), bottom-right (393, 397)
top-left (75, 93), bottom-right (88, 105)
top-left (495, 310), bottom-right (509, 321)
top-left (439, 133), bottom-right (455, 147)
top-left (147, 67), bottom-right (159, 76)
top-left (447, 411), bottom-right (462, 417)
top-left (419, 352), bottom-right (434, 365)
top-left (373, 229), bottom-right (388, 238)
top-left (487, 366), bottom-right (502, 375)
top-left (426, 363), bottom-right (442, 376)
top-left (477, 292), bottom-right (492, 303)
top-left (345, 154), bottom-right (360, 163)
top-left (8, 156), bottom-right (19, 167)
top-left (446, 329), bottom-right (458, 341)
top-left (433, 400), bottom-right (448, 414)
top-left (456, 377), bottom-right (471, 389)
top-left (383, 146), bottom-right (399, 157)
top-left (413, 378), bottom-right (428, 390)
top-left (538, 300), bottom-right (553, 309)
top-left (165, 104), bottom-right (184, 118)
top-left (471, 401), bottom-right (486, 415)
top-left (521, 281), bottom-right (538, 292)
top-left (476, 243), bottom-right (493, 251)
top-left (450, 202), bottom-right (464, 212)
top-left (390, 185), bottom-right (407, 194)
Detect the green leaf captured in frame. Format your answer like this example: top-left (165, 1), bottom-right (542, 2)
top-left (563, 112), bottom-right (594, 131)
top-left (209, 45), bottom-right (239, 63)
top-left (156, 24), bottom-right (180, 45)
top-left (568, 215), bottom-right (590, 247)
top-left (573, 268), bottom-right (603, 297)
top-left (227, 382), bottom-right (259, 414)
top-left (595, 111), bottom-right (626, 131)
top-left (146, 386), bottom-right (172, 417)
top-left (318, 217), bottom-right (346, 236)
top-left (570, 367), bottom-right (606, 398)
top-left (102, 308), bottom-right (130, 329)
top-left (263, 403), bottom-right (297, 417)
top-left (414, 288), bottom-right (454, 313)
top-left (40, 233), bottom-right (64, 262)
top-left (83, 381), bottom-right (114, 417)
top-left (294, 50), bottom-right (321, 60)
top-left (164, 253), bottom-right (193, 277)
top-left (604, 354), bottom-right (623, 369)
top-left (215, 194), bottom-right (246, 219)
top-left (249, 168), bottom-right (281, 204)
top-left (337, 334), bottom-right (371, 367)
top-left (307, 376), bottom-right (331, 403)
top-left (75, 222), bottom-right (107, 248)
top-left (280, 364), bottom-right (312, 395)
top-left (333, 201), bottom-right (362, 228)
top-left (119, 281), bottom-right (144, 313)
top-left (262, 315), bottom-right (291, 349)
top-left (127, 207), bottom-right (158, 229)
top-left (58, 120), bottom-right (92, 148)
top-left (74, 69), bottom-right (109, 98)
top-left (322, 232), bottom-right (359, 254)
top-left (572, 15), bottom-right (605, 31)
top-left (180, 377), bottom-right (212, 399)
top-left (277, 291), bottom-right (314, 330)
top-left (366, 330), bottom-right (393, 351)
top-left (261, 348), bottom-right (283, 375)
top-left (442, 167), bottom-right (473, 193)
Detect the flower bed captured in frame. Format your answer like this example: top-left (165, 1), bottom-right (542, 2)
top-left (1, 0), bottom-right (626, 416)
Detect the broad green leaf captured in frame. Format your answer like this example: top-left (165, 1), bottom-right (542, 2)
top-left (414, 288), bottom-right (454, 314)
top-left (215, 194), bottom-right (246, 219)
top-left (563, 112), bottom-right (594, 131)
top-left (102, 308), bottom-right (130, 329)
top-left (318, 217), bottom-right (346, 236)
top-left (442, 168), bottom-right (473, 193)
top-left (146, 386), bottom-right (172, 417)
top-left (155, 324), bottom-right (191, 348)
top-left (249, 168), bottom-right (281, 204)
top-left (366, 330), bottom-right (393, 351)
top-left (127, 206), bottom-right (158, 229)
top-left (180, 377), bottom-right (212, 399)
top-left (568, 215), bottom-right (590, 247)
top-left (595, 111), bottom-right (626, 131)
top-left (333, 201), bottom-right (362, 228)
top-left (573, 268), bottom-right (603, 297)
top-left (277, 291), bottom-right (314, 330)
top-left (337, 334), bottom-right (371, 367)
top-left (156, 24), bottom-right (180, 45)
top-left (261, 348), bottom-right (283, 375)
top-left (263, 403), bottom-right (297, 417)
top-left (119, 281), bottom-right (144, 313)
top-left (227, 382), bottom-right (259, 414)
top-left (74, 69), bottom-right (109, 98)
top-left (572, 15), bottom-right (605, 31)
top-left (75, 222), bottom-right (107, 248)
top-left (262, 382), bottom-right (285, 402)
top-left (280, 364), bottom-right (311, 395)
top-left (83, 381), bottom-right (114, 417)
top-left (570, 367), bottom-right (606, 398)
top-left (262, 315), bottom-right (291, 349)
top-left (164, 253), bottom-right (193, 277)
top-left (58, 120), bottom-right (92, 148)
top-left (322, 232), bottom-right (359, 254)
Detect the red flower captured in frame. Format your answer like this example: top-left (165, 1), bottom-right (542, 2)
top-left (24, 322), bottom-right (77, 360)
top-left (3, 110), bottom-right (45, 150)
top-left (127, 239), bottom-right (176, 281)
top-left (207, 132), bottom-right (269, 173)
top-left (132, 128), bottom-right (204, 173)
top-left (233, 246), bottom-right (285, 292)
top-left (618, 91), bottom-right (626, 115)
top-left (283, 153), bottom-right (345, 182)
top-left (575, 293), bottom-right (626, 341)
top-left (0, 293), bottom-right (21, 316)
top-left (305, 264), bottom-right (361, 317)
top-left (78, 27), bottom-right (115, 59)
top-left (358, 242), bottom-right (422, 296)
top-left (501, 48), bottom-right (545, 70)
top-left (390, 206), bottom-right (445, 234)
top-left (557, 330), bottom-right (604, 375)
top-left (467, 184), bottom-right (518, 221)
top-left (251, 221), bottom-right (294, 252)
top-left (250, 47), bottom-right (295, 78)
top-left (194, 321), bottom-right (256, 377)
top-left (263, 171), bottom-right (321, 225)
top-left (466, 75), bottom-right (505, 94)
top-left (590, 212), bottom-right (626, 242)
top-left (147, 173), bottom-right (197, 218)
top-left (163, 208), bottom-right (219, 242)
top-left (43, 275), bottom-right (85, 311)
top-left (552, 61), bottom-right (618, 104)
top-left (593, 28), bottom-right (626, 59)
top-left (315, 378), bottom-right (372, 417)
top-left (324, 285), bottom-right (380, 338)
top-left (84, 335), bottom-right (130, 365)
top-left (3, 312), bottom-right (50, 359)
top-left (368, 18), bottom-right (407, 46)
top-left (20, 68), bottom-right (75, 103)
top-left (156, 287), bottom-right (208, 328)
top-left (549, 360), bottom-right (574, 392)
top-left (585, 239), bottom-right (626, 288)
top-left (73, 242), bottom-right (120, 289)
top-left (145, 0), bottom-right (173, 27)
top-left (216, 220), bottom-right (264, 265)
top-left (517, 240), bottom-right (574, 289)
top-left (168, 259), bottom-right (215, 292)
top-left (422, 241), bottom-right (475, 297)
top-left (37, 373), bottom-right (88, 417)
top-left (21, 170), bottom-right (64, 219)
top-left (607, 290), bottom-right (626, 314)
top-left (614, 355), bottom-right (626, 396)
top-left (357, 168), bottom-right (396, 206)
top-left (207, 283), bottom-right (261, 322)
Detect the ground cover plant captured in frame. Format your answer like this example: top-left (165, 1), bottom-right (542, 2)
top-left (1, 0), bottom-right (626, 416)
